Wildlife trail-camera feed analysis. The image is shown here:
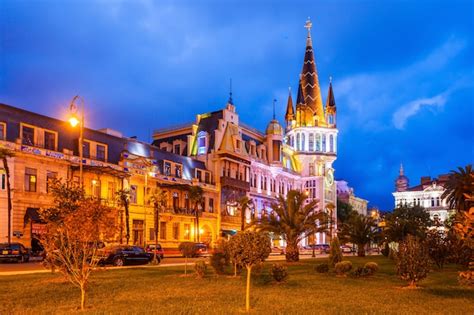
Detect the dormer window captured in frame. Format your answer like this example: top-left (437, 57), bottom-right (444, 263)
top-left (198, 134), bottom-right (206, 155)
top-left (235, 139), bottom-right (241, 152)
top-left (164, 162), bottom-right (171, 176)
top-left (175, 165), bottom-right (182, 178)
top-left (44, 131), bottom-right (56, 151)
top-left (22, 125), bottom-right (35, 146)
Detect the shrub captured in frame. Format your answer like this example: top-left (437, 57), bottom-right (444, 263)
top-left (210, 252), bottom-right (228, 275)
top-left (396, 235), bottom-right (430, 288)
top-left (426, 230), bottom-right (449, 269)
top-left (270, 264), bottom-right (288, 282)
top-left (194, 260), bottom-right (207, 278)
top-left (178, 242), bottom-right (197, 275)
top-left (334, 261), bottom-right (352, 276)
top-left (315, 263), bottom-right (329, 273)
top-left (381, 242), bottom-right (390, 257)
top-left (350, 266), bottom-right (372, 278)
top-left (364, 262), bottom-right (379, 275)
top-left (329, 236), bottom-right (343, 267)
top-left (458, 261), bottom-right (474, 287)
top-left (253, 261), bottom-right (264, 276)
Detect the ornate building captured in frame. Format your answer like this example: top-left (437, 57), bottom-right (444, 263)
top-left (336, 180), bottom-right (368, 216)
top-left (153, 19), bottom-right (338, 246)
top-left (392, 164), bottom-right (454, 225)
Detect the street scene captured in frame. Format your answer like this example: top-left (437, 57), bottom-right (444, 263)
top-left (0, 0), bottom-right (473, 314)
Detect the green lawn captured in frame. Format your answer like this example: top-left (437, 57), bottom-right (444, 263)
top-left (1, 256), bottom-right (472, 314)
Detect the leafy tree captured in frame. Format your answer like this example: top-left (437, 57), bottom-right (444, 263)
top-left (328, 236), bottom-right (343, 267)
top-left (0, 148), bottom-right (14, 245)
top-left (39, 180), bottom-right (117, 310)
top-left (188, 186), bottom-right (204, 242)
top-left (238, 196), bottom-right (252, 231)
top-left (337, 198), bottom-right (355, 224)
top-left (254, 190), bottom-right (328, 262)
top-left (229, 231), bottom-right (271, 312)
top-left (383, 205), bottom-right (431, 242)
top-left (396, 235), bottom-right (430, 288)
top-left (179, 242), bottom-right (197, 275)
top-left (116, 189), bottom-right (131, 244)
top-left (339, 213), bottom-right (378, 257)
top-left (441, 164), bottom-right (474, 212)
top-left (425, 229), bottom-right (449, 269)
top-left (149, 187), bottom-right (167, 263)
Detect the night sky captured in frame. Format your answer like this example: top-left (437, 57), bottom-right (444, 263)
top-left (1, 0), bottom-right (473, 210)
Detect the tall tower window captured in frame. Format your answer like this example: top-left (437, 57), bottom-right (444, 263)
top-left (309, 134), bottom-right (314, 151)
top-left (329, 135), bottom-right (334, 152)
top-left (296, 133), bottom-right (300, 151)
top-left (301, 133), bottom-right (305, 151)
top-left (315, 134), bottom-right (321, 152)
top-left (322, 134), bottom-right (327, 152)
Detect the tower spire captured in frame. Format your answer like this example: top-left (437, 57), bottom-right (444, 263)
top-left (285, 86), bottom-right (295, 122)
top-left (228, 78), bottom-right (233, 105)
top-left (399, 163), bottom-right (404, 176)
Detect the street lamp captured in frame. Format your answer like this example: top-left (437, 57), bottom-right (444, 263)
top-left (68, 95), bottom-right (85, 187)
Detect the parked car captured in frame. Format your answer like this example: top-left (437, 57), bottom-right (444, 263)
top-left (271, 246), bottom-right (285, 255)
top-left (301, 244), bottom-right (329, 254)
top-left (145, 243), bottom-right (165, 260)
top-left (179, 242), bottom-right (209, 257)
top-left (98, 245), bottom-right (153, 266)
top-left (0, 243), bottom-right (30, 263)
top-left (341, 245), bottom-right (354, 253)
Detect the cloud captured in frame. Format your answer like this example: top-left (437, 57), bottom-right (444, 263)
top-left (392, 92), bottom-right (448, 129)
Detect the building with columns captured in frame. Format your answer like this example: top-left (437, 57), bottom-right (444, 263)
top-left (153, 19), bottom-right (339, 246)
top-left (392, 164), bottom-right (455, 225)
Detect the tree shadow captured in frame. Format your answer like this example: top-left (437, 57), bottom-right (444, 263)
top-left (425, 287), bottom-right (474, 299)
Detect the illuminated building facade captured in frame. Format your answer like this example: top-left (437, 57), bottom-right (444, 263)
top-left (337, 180), bottom-right (368, 216)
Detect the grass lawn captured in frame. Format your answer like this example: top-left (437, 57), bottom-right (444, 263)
top-left (1, 256), bottom-right (472, 314)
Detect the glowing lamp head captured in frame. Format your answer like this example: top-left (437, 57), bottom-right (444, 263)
top-left (69, 115), bottom-right (80, 127)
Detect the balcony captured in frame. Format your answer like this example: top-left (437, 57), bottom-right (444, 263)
top-left (220, 176), bottom-right (250, 191)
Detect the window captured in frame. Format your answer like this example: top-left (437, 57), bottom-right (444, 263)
top-left (22, 125), bottom-right (35, 146)
top-left (92, 179), bottom-right (101, 199)
top-left (83, 141), bottom-right (90, 158)
top-left (329, 135), bottom-right (334, 152)
top-left (205, 172), bottom-right (210, 184)
top-left (315, 134), bottom-right (321, 152)
top-left (301, 133), bottom-right (305, 151)
top-left (296, 133), bottom-right (300, 150)
top-left (185, 193), bottom-right (190, 210)
top-left (25, 168), bottom-right (37, 192)
top-left (174, 144), bottom-right (180, 155)
top-left (0, 122), bottom-right (6, 140)
top-left (160, 222), bottom-right (166, 240)
top-left (46, 171), bottom-right (57, 193)
top-left (209, 198), bottom-right (214, 213)
top-left (172, 192), bottom-right (179, 210)
top-left (130, 185), bottom-right (138, 204)
top-left (184, 224), bottom-right (190, 240)
top-left (309, 134), bottom-right (314, 151)
top-left (322, 134), bottom-right (327, 152)
top-left (173, 223), bottom-right (180, 240)
top-left (436, 197), bottom-right (440, 207)
top-left (235, 139), bottom-right (241, 152)
top-left (175, 165), bottom-right (182, 178)
top-left (196, 169), bottom-right (202, 181)
top-left (1, 170), bottom-right (5, 190)
top-left (198, 135), bottom-right (206, 154)
top-left (44, 131), bottom-right (56, 150)
top-left (107, 182), bottom-right (116, 201)
top-left (149, 228), bottom-right (155, 241)
top-left (431, 197), bottom-right (435, 207)
top-left (96, 144), bottom-right (106, 161)
top-left (164, 162), bottom-right (171, 176)
top-left (309, 164), bottom-right (314, 176)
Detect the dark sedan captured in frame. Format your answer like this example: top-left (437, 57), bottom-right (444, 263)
top-left (0, 243), bottom-right (30, 263)
top-left (98, 246), bottom-right (153, 266)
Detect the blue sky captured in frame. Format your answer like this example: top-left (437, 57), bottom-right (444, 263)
top-left (1, 0), bottom-right (473, 210)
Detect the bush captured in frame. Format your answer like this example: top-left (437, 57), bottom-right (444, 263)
top-left (270, 264), bottom-right (288, 282)
top-left (396, 235), bottom-right (430, 288)
top-left (334, 261), bottom-right (352, 276)
top-left (426, 230), bottom-right (449, 269)
top-left (210, 252), bottom-right (228, 275)
top-left (194, 260), bottom-right (207, 278)
top-left (364, 262), bottom-right (379, 275)
top-left (350, 266), bottom-right (372, 278)
top-left (329, 237), bottom-right (343, 267)
top-left (381, 242), bottom-right (390, 257)
top-left (315, 263), bottom-right (329, 273)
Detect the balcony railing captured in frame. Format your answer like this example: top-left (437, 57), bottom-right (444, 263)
top-left (220, 176), bottom-right (250, 191)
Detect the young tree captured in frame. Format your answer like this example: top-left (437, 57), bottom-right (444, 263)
top-left (339, 213), bottom-right (378, 257)
top-left (328, 236), bottom-right (343, 267)
top-left (254, 190), bottom-right (328, 262)
top-left (230, 231), bottom-right (271, 312)
top-left (149, 187), bottom-right (167, 264)
top-left (396, 235), bottom-right (430, 288)
top-left (425, 229), bottom-right (449, 269)
top-left (238, 196), bottom-right (252, 231)
top-left (178, 242), bottom-right (197, 275)
top-left (383, 205), bottom-right (431, 242)
top-left (116, 189), bottom-right (131, 244)
top-left (188, 186), bottom-right (204, 242)
top-left (39, 180), bottom-right (117, 310)
top-left (0, 148), bottom-right (14, 245)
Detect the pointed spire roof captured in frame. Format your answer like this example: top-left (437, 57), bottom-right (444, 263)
top-left (285, 87), bottom-right (294, 121)
top-left (296, 18), bottom-right (325, 124)
top-left (325, 77), bottom-right (336, 108)
top-left (399, 163), bottom-right (404, 176)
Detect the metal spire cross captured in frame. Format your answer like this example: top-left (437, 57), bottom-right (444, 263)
top-left (304, 17), bottom-right (312, 33)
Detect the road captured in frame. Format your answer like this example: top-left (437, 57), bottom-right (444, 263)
top-left (0, 252), bottom-right (338, 276)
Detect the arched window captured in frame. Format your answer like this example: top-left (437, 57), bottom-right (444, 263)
top-left (431, 197), bottom-right (435, 207)
top-left (322, 134), bottom-right (326, 152)
top-left (296, 133), bottom-right (300, 150)
top-left (309, 134), bottom-right (314, 151)
top-left (301, 133), bottom-right (305, 151)
top-left (329, 135), bottom-right (334, 152)
top-left (315, 134), bottom-right (321, 152)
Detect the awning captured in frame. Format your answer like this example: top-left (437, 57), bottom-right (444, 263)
top-left (23, 208), bottom-right (42, 227)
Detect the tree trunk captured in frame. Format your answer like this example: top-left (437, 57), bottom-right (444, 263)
top-left (125, 202), bottom-right (130, 245)
top-left (241, 207), bottom-right (245, 231)
top-left (408, 280), bottom-right (417, 288)
top-left (119, 210), bottom-right (123, 244)
top-left (234, 262), bottom-right (237, 277)
top-left (357, 243), bottom-right (366, 257)
top-left (80, 283), bottom-right (86, 310)
top-left (285, 239), bottom-right (299, 262)
top-left (195, 203), bottom-right (200, 242)
top-left (3, 157), bottom-right (12, 245)
top-left (246, 266), bottom-right (252, 312)
top-left (154, 203), bottom-right (160, 264)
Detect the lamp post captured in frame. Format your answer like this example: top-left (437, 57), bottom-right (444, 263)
top-left (68, 95), bottom-right (85, 187)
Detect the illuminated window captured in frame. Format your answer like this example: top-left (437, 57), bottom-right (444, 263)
top-left (184, 224), bottom-right (190, 240)
top-left (44, 131), bottom-right (56, 151)
top-left (198, 135), bottom-right (206, 154)
top-left (24, 168), bottom-right (37, 192)
top-left (322, 134), bottom-right (327, 152)
top-left (22, 125), bottom-right (35, 146)
top-left (315, 134), bottom-right (321, 152)
top-left (301, 133), bottom-right (305, 151)
top-left (92, 179), bottom-right (101, 199)
top-left (309, 134), bottom-right (314, 151)
top-left (296, 133), bottom-right (300, 150)
top-left (329, 135), bottom-right (334, 152)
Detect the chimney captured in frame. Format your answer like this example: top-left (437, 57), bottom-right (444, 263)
top-left (421, 176), bottom-right (431, 185)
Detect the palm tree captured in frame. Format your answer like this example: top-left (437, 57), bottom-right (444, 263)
top-left (339, 213), bottom-right (378, 257)
top-left (441, 164), bottom-right (474, 212)
top-left (188, 185), bottom-right (204, 242)
top-left (149, 187), bottom-right (167, 263)
top-left (238, 196), bottom-right (252, 231)
top-left (254, 190), bottom-right (328, 262)
top-left (116, 189), bottom-right (131, 245)
top-left (0, 148), bottom-right (14, 245)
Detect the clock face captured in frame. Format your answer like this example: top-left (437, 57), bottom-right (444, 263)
top-left (325, 169), bottom-right (334, 186)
